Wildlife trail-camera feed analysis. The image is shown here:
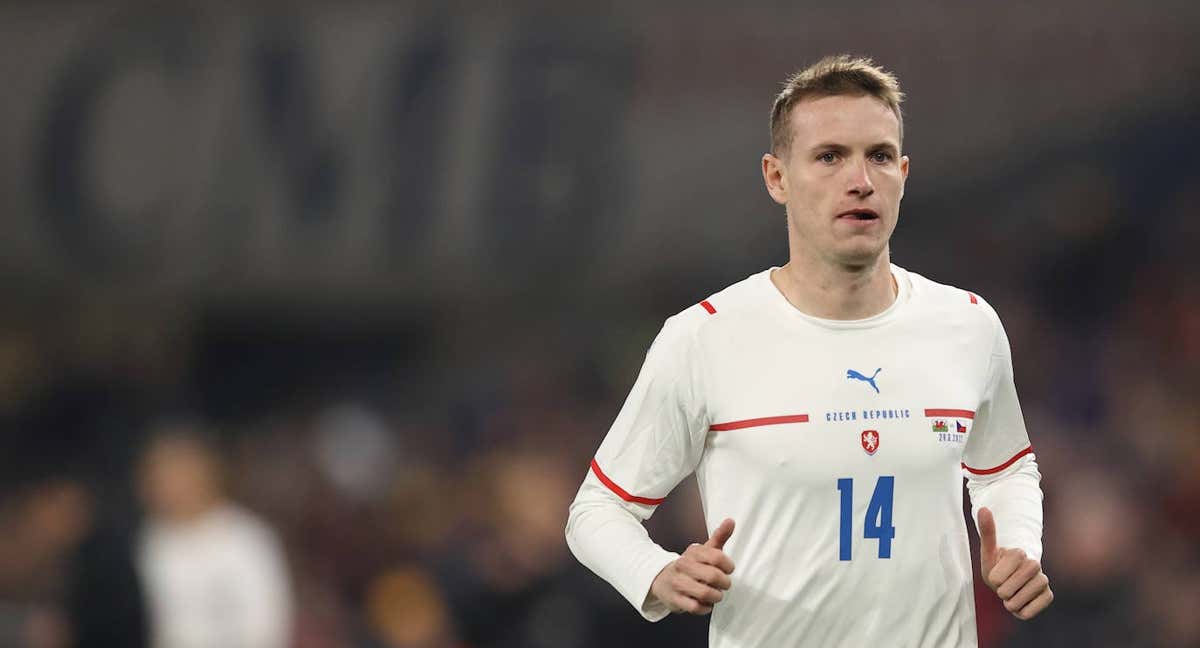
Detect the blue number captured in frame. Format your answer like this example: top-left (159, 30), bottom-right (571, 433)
top-left (836, 476), bottom-right (896, 560)
top-left (864, 476), bottom-right (896, 558)
top-left (837, 478), bottom-right (853, 561)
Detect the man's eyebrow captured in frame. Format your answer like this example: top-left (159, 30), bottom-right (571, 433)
top-left (807, 141), bottom-right (900, 153)
top-left (808, 142), bottom-right (850, 153)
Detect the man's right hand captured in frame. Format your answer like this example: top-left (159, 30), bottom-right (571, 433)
top-left (649, 518), bottom-right (736, 615)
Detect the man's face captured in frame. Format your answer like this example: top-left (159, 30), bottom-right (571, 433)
top-left (763, 94), bottom-right (909, 267)
top-left (138, 436), bottom-right (221, 522)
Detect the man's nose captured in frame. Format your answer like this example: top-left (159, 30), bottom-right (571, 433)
top-left (847, 160), bottom-right (874, 197)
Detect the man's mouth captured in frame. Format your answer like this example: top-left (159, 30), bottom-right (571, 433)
top-left (837, 209), bottom-right (880, 221)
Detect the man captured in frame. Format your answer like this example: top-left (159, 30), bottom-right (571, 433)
top-left (565, 55), bottom-right (1051, 647)
top-left (136, 424), bottom-right (292, 648)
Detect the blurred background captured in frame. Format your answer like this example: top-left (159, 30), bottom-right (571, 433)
top-left (0, 1), bottom-right (1198, 647)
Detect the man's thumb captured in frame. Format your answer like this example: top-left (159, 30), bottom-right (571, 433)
top-left (705, 518), bottom-right (735, 550)
top-left (978, 507), bottom-right (998, 561)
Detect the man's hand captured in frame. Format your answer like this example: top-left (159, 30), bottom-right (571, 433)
top-left (978, 507), bottom-right (1053, 620)
top-left (649, 518), bottom-right (736, 615)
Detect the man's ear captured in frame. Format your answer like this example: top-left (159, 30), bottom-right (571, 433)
top-left (762, 153), bottom-right (788, 205)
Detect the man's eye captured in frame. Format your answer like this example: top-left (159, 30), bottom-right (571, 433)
top-left (819, 152), bottom-right (838, 164)
top-left (871, 151), bottom-right (893, 163)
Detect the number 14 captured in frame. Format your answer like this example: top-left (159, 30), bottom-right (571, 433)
top-left (836, 476), bottom-right (896, 560)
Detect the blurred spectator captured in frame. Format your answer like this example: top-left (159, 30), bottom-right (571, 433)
top-left (58, 479), bottom-right (149, 648)
top-left (136, 424), bottom-right (292, 648)
top-left (365, 565), bottom-right (460, 648)
top-left (0, 476), bottom-right (146, 648)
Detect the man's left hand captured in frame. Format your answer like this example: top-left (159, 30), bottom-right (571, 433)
top-left (977, 506), bottom-right (1054, 620)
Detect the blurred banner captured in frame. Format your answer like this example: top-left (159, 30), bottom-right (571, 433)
top-left (1, 4), bottom-right (636, 297)
top-left (2, 2), bottom-right (1198, 299)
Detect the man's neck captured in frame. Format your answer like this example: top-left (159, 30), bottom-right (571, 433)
top-left (770, 253), bottom-right (897, 320)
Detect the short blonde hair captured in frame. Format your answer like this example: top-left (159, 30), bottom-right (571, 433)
top-left (769, 55), bottom-right (905, 156)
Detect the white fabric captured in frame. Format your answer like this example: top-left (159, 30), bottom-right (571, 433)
top-left (138, 504), bottom-right (292, 648)
top-left (566, 264), bottom-right (1043, 648)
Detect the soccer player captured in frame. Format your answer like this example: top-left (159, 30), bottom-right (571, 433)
top-left (565, 55), bottom-right (1052, 647)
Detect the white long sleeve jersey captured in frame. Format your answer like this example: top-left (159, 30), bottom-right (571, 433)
top-left (566, 265), bottom-right (1043, 648)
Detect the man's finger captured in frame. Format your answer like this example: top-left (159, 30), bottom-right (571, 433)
top-left (987, 549), bottom-right (1027, 589)
top-left (679, 562), bottom-right (732, 590)
top-left (1015, 586), bottom-right (1054, 620)
top-left (686, 554), bottom-right (729, 585)
top-left (996, 559), bottom-right (1041, 600)
top-left (705, 518), bottom-right (736, 550)
top-left (977, 507), bottom-right (998, 564)
top-left (673, 592), bottom-right (714, 615)
top-left (705, 566), bottom-right (733, 591)
top-left (672, 583), bottom-right (715, 619)
top-left (1004, 572), bottom-right (1049, 613)
top-left (685, 545), bottom-right (736, 574)
top-left (677, 575), bottom-right (724, 605)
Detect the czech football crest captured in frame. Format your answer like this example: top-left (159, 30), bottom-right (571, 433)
top-left (861, 429), bottom-right (879, 455)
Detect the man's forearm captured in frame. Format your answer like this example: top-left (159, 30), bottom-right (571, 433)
top-left (967, 454), bottom-right (1044, 561)
top-left (565, 481), bottom-right (680, 621)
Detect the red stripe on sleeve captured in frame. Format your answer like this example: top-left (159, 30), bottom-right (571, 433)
top-left (968, 292), bottom-right (978, 304)
top-left (710, 414), bottom-right (809, 431)
top-left (700, 300), bottom-right (716, 314)
top-left (590, 459), bottom-right (666, 505)
top-left (924, 409), bottom-right (976, 419)
top-left (962, 446), bottom-right (1033, 475)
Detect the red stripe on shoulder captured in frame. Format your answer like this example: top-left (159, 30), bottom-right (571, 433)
top-left (700, 300), bottom-right (716, 314)
top-left (925, 408), bottom-right (976, 419)
top-left (962, 446), bottom-right (1033, 475)
top-left (968, 292), bottom-right (978, 305)
top-left (590, 459), bottom-right (665, 505)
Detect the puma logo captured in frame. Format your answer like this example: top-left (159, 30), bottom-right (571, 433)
top-left (847, 368), bottom-right (882, 394)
